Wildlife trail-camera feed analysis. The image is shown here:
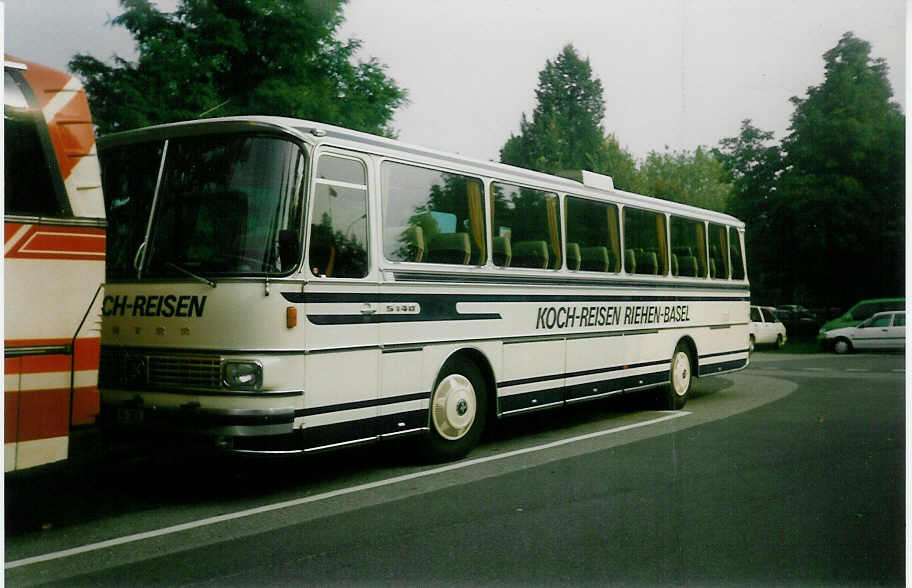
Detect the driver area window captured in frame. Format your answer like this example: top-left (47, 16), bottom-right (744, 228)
top-left (309, 154), bottom-right (369, 278)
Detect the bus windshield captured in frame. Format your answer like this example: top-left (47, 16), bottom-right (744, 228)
top-left (102, 133), bottom-right (307, 279)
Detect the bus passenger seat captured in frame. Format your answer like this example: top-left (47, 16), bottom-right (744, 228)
top-left (566, 243), bottom-right (581, 271)
top-left (493, 235), bottom-right (512, 267)
top-left (625, 249), bottom-right (637, 274)
top-left (404, 225), bottom-right (425, 262)
top-left (670, 253), bottom-right (679, 276)
top-left (427, 232), bottom-right (471, 265)
top-left (580, 246), bottom-right (609, 272)
top-left (636, 250), bottom-right (658, 275)
top-left (512, 241), bottom-right (549, 269)
top-left (678, 256), bottom-right (699, 277)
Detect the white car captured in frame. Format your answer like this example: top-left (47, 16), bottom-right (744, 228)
top-left (749, 305), bottom-right (787, 351)
top-left (823, 311), bottom-right (906, 354)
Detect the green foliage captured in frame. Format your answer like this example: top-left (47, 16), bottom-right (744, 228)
top-left (69, 0), bottom-right (407, 136)
top-left (637, 147), bottom-right (731, 212)
top-left (778, 32), bottom-right (903, 307)
top-left (499, 45), bottom-right (729, 210)
top-left (714, 119), bottom-right (784, 302)
top-left (717, 33), bottom-right (904, 308)
top-left (585, 134), bottom-right (642, 193)
top-left (500, 44), bottom-right (605, 174)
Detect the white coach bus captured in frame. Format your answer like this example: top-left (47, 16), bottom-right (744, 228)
top-left (97, 116), bottom-right (749, 460)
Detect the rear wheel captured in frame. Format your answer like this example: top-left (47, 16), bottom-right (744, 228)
top-left (662, 342), bottom-right (693, 410)
top-left (775, 334), bottom-right (785, 349)
top-left (423, 357), bottom-right (488, 462)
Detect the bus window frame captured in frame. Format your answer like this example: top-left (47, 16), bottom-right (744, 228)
top-left (4, 68), bottom-right (73, 218)
top-left (306, 148), bottom-right (373, 281)
top-left (669, 213), bottom-right (710, 280)
top-left (620, 204), bottom-right (670, 277)
top-left (379, 157), bottom-right (489, 269)
top-left (707, 222), bottom-right (730, 280)
top-left (489, 179), bottom-right (563, 271)
top-left (563, 192), bottom-right (622, 274)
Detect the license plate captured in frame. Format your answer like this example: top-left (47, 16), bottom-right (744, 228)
top-left (116, 407), bottom-right (144, 425)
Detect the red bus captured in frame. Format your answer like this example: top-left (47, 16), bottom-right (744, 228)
top-left (4, 56), bottom-right (106, 471)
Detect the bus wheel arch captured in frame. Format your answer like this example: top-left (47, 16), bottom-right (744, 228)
top-left (422, 349), bottom-right (492, 462)
top-left (662, 337), bottom-right (696, 410)
top-left (677, 336), bottom-right (699, 377)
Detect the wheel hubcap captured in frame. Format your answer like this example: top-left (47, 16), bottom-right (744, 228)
top-left (672, 352), bottom-right (690, 397)
top-left (432, 374), bottom-right (477, 440)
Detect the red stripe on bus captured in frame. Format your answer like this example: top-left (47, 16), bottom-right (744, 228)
top-left (4, 338), bottom-right (101, 374)
top-left (5, 223), bottom-right (24, 243)
top-left (9, 387), bottom-right (70, 442)
top-left (4, 385), bottom-right (99, 441)
top-left (72, 386), bottom-right (100, 426)
top-left (15, 57), bottom-right (94, 181)
top-left (5, 225), bottom-right (105, 260)
top-left (6, 356), bottom-right (21, 374)
top-left (5, 390), bottom-right (19, 443)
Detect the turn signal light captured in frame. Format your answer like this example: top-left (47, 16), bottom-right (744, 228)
top-left (286, 306), bottom-right (297, 329)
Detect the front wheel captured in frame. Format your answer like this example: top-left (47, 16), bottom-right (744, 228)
top-left (422, 357), bottom-right (488, 462)
top-left (662, 343), bottom-right (693, 410)
top-left (775, 334), bottom-right (785, 349)
top-left (833, 338), bottom-right (853, 355)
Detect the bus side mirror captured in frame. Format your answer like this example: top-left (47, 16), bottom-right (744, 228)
top-left (279, 229), bottom-right (302, 273)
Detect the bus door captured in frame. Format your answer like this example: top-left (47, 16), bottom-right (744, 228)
top-left (301, 150), bottom-right (379, 448)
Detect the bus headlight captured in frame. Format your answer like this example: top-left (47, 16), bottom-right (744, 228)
top-left (222, 361), bottom-right (263, 390)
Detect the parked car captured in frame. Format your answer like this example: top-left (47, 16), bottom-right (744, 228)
top-left (749, 306), bottom-right (787, 351)
top-left (821, 311), bottom-right (905, 354)
top-left (817, 297), bottom-right (905, 342)
top-left (776, 304), bottom-right (819, 337)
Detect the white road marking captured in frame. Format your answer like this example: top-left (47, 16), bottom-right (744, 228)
top-left (846, 369), bottom-right (869, 372)
top-left (6, 411), bottom-right (690, 569)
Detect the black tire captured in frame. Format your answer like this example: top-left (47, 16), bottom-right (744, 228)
top-left (422, 357), bottom-right (488, 462)
top-left (833, 337), bottom-right (853, 355)
top-left (662, 342), bottom-right (693, 410)
top-left (748, 335), bottom-right (756, 353)
top-left (775, 334), bottom-right (785, 349)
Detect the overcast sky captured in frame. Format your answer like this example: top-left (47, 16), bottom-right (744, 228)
top-left (3, 0), bottom-right (906, 162)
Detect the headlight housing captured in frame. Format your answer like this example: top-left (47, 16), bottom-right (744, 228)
top-left (222, 360), bottom-right (263, 390)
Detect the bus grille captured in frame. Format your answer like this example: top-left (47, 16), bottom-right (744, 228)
top-left (100, 349), bottom-right (222, 390)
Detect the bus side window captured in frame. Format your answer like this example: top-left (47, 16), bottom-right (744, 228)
top-left (729, 226), bottom-right (745, 280)
top-left (490, 182), bottom-right (562, 270)
top-left (708, 223), bottom-right (729, 279)
top-left (309, 155), bottom-right (369, 278)
top-left (622, 207), bottom-right (668, 276)
top-left (381, 162), bottom-right (486, 266)
top-left (670, 216), bottom-right (708, 278)
top-left (565, 195), bottom-right (620, 273)
top-left (4, 70), bottom-right (68, 217)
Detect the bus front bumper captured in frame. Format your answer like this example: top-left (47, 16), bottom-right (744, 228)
top-left (99, 399), bottom-right (297, 438)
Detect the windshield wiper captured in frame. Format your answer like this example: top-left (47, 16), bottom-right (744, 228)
top-left (166, 262), bottom-right (217, 288)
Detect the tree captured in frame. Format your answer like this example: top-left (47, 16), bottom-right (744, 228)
top-left (69, 0), bottom-right (407, 136)
top-left (584, 134), bottom-right (642, 193)
top-left (714, 119), bottom-right (784, 302)
top-left (776, 32), bottom-right (904, 307)
top-left (499, 44), bottom-right (605, 174)
top-left (637, 146), bottom-right (731, 212)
